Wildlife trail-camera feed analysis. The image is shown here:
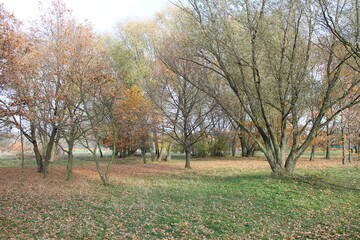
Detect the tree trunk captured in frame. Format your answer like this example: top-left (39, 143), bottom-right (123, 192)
top-left (100, 174), bottom-right (110, 186)
top-left (231, 135), bottom-right (236, 157)
top-left (245, 145), bottom-right (256, 157)
top-left (151, 151), bottom-right (156, 162)
top-left (285, 158), bottom-right (296, 174)
top-left (310, 145), bottom-right (315, 161)
top-left (157, 150), bottom-right (164, 162)
top-left (341, 128), bottom-right (346, 165)
top-left (325, 144), bottom-right (331, 159)
top-left (66, 140), bottom-right (74, 181)
top-left (94, 156), bottom-right (109, 186)
top-left (152, 141), bottom-right (160, 162)
top-left (20, 116), bottom-right (25, 187)
top-left (101, 130), bottom-right (118, 186)
top-left (348, 137), bottom-right (352, 163)
top-left (325, 124), bottom-right (331, 159)
top-left (165, 142), bottom-right (173, 161)
top-left (89, 135), bottom-right (110, 186)
top-left (357, 133), bottom-right (360, 160)
top-left (239, 134), bottom-right (255, 157)
top-left (30, 123), bottom-right (44, 173)
top-left (119, 149), bottom-right (128, 158)
top-left (185, 149), bottom-right (191, 169)
top-left (239, 134), bottom-right (247, 157)
top-left (43, 128), bottom-right (58, 178)
top-left (50, 132), bottom-right (61, 163)
top-left (265, 153), bottom-right (283, 175)
top-left (98, 143), bottom-right (103, 158)
top-left (141, 147), bottom-right (147, 164)
top-left (33, 141), bottom-right (44, 173)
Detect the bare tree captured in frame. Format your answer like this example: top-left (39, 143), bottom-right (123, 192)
top-left (174, 0), bottom-right (359, 174)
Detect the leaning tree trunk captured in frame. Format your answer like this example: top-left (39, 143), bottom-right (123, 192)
top-left (94, 152), bottom-right (109, 186)
top-left (101, 130), bottom-right (118, 186)
top-left (90, 135), bottom-right (110, 186)
top-left (33, 141), bottom-right (44, 173)
top-left (43, 128), bottom-right (58, 178)
top-left (98, 143), bottom-right (103, 158)
top-left (30, 124), bottom-right (44, 173)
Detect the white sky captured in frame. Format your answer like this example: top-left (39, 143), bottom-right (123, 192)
top-left (1, 0), bottom-right (171, 33)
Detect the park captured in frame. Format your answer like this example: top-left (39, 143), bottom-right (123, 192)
top-left (0, 0), bottom-right (359, 239)
top-left (0, 151), bottom-right (359, 239)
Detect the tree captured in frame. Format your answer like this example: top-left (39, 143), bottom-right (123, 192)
top-left (100, 86), bottom-right (155, 159)
top-left (16, 0), bottom-right (79, 177)
top-left (0, 4), bottom-right (24, 87)
top-left (59, 23), bottom-right (111, 181)
top-left (78, 73), bottom-right (115, 186)
top-left (174, 0), bottom-right (359, 174)
top-left (108, 20), bottom-right (156, 87)
top-left (151, 40), bottom-right (215, 168)
top-left (318, 0), bottom-right (359, 72)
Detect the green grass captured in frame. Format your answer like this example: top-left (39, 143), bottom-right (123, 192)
top-left (1, 162), bottom-right (359, 239)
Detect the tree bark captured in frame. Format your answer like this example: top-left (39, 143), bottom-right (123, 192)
top-left (33, 141), bottom-right (44, 173)
top-left (43, 127), bottom-right (58, 178)
top-left (30, 123), bottom-right (44, 173)
top-left (239, 134), bottom-right (256, 157)
top-left (325, 145), bottom-right (331, 159)
top-left (141, 147), bottom-right (147, 164)
top-left (165, 142), bottom-right (173, 161)
top-left (284, 154), bottom-right (297, 175)
top-left (348, 137), bottom-right (352, 163)
top-left (310, 145), bottom-right (315, 161)
top-left (185, 149), bottom-right (191, 169)
top-left (98, 142), bottom-right (103, 158)
top-left (325, 124), bottom-right (331, 159)
top-left (66, 139), bottom-right (74, 181)
top-left (231, 135), bottom-right (236, 157)
top-left (342, 128), bottom-right (346, 165)
top-left (239, 134), bottom-right (247, 157)
top-left (94, 152), bottom-right (109, 186)
top-left (245, 145), bottom-right (256, 157)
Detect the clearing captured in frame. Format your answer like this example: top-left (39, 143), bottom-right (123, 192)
top-left (0, 156), bottom-right (359, 239)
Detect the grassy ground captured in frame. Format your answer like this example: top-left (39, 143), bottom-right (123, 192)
top-left (0, 156), bottom-right (359, 239)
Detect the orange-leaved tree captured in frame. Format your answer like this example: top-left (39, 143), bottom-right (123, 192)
top-left (101, 86), bottom-right (155, 161)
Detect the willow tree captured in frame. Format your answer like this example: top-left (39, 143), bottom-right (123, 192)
top-left (175, 0), bottom-right (359, 174)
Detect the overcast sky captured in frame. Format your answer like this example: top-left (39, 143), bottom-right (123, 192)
top-left (1, 0), bottom-right (171, 33)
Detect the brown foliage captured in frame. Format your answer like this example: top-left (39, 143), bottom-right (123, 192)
top-left (100, 86), bottom-right (155, 154)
